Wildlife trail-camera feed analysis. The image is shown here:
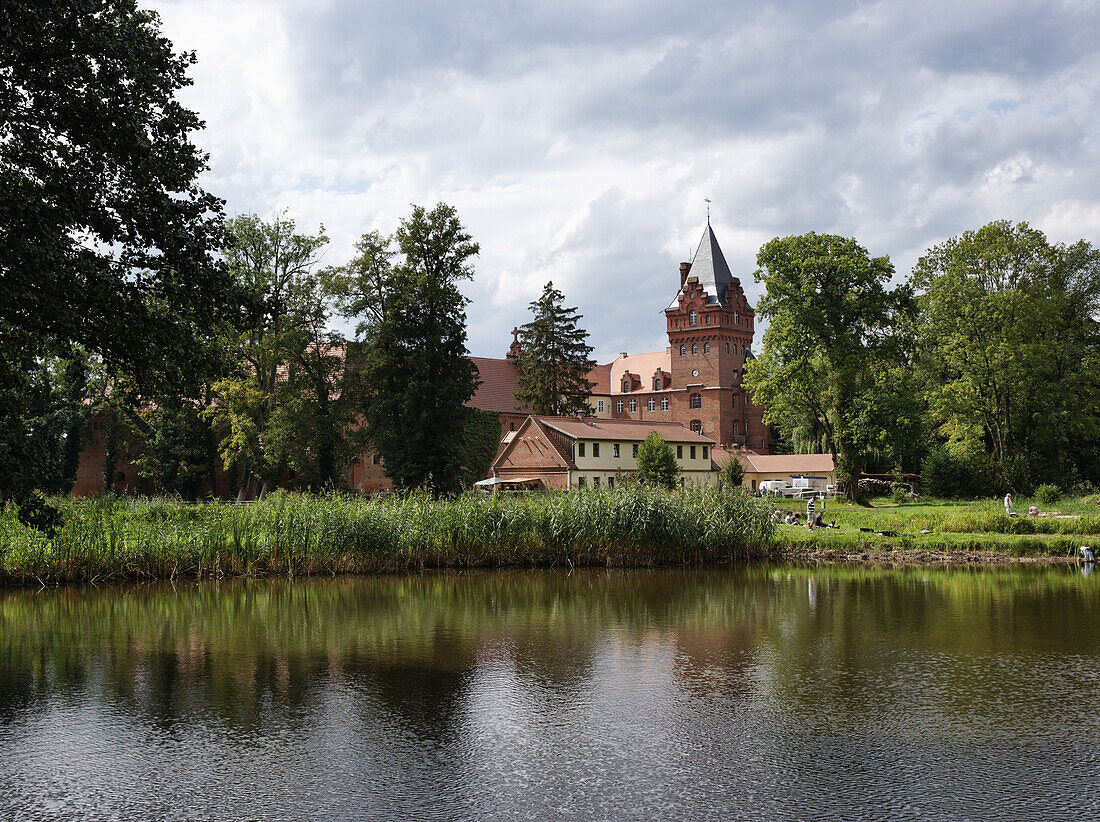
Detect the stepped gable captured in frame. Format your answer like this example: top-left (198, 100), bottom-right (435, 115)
top-left (667, 223), bottom-right (738, 309)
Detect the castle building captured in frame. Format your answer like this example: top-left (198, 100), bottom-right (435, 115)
top-left (585, 223), bottom-right (773, 452)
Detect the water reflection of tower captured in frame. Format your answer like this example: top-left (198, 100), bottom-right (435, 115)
top-left (808, 575), bottom-right (817, 612)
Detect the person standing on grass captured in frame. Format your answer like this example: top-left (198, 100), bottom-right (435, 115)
top-left (807, 495), bottom-right (816, 530)
top-left (1004, 492), bottom-right (1013, 516)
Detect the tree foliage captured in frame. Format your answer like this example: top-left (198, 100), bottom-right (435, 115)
top-left (333, 204), bottom-right (481, 495)
top-left (744, 233), bottom-right (914, 499)
top-left (720, 455), bottom-right (745, 489)
top-left (515, 282), bottom-right (595, 416)
top-left (0, 1), bottom-right (245, 523)
top-left (912, 221), bottom-right (1100, 491)
top-left (635, 432), bottom-right (679, 490)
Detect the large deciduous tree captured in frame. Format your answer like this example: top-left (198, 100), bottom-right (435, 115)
top-left (744, 233), bottom-right (914, 500)
top-left (332, 204), bottom-right (481, 495)
top-left (0, 0), bottom-right (245, 523)
top-left (514, 282), bottom-right (595, 416)
top-left (912, 221), bottom-right (1100, 491)
top-left (209, 213), bottom-right (338, 498)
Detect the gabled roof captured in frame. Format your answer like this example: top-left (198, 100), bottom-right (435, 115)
top-left (493, 416), bottom-right (576, 471)
top-left (667, 223), bottom-right (736, 309)
top-left (536, 416), bottom-right (714, 445)
top-left (467, 356), bottom-right (528, 414)
top-left (737, 453), bottom-right (836, 474)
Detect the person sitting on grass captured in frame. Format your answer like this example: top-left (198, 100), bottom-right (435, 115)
top-left (1029, 505), bottom-right (1039, 516)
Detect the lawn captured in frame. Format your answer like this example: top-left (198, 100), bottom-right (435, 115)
top-left (767, 493), bottom-right (1100, 558)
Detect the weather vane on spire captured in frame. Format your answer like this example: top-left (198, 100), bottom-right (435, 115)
top-left (704, 198), bottom-right (711, 225)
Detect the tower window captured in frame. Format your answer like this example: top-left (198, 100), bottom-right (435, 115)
top-left (704, 343), bottom-right (710, 354)
top-left (735, 311), bottom-right (740, 325)
top-left (679, 345), bottom-right (686, 356)
top-left (725, 342), bottom-right (730, 354)
top-left (689, 310), bottom-right (697, 326)
top-left (690, 420), bottom-right (702, 434)
top-left (690, 393), bottom-right (702, 409)
top-left (691, 344), bottom-right (698, 355)
top-left (675, 319), bottom-right (680, 328)
top-left (732, 395), bottom-right (737, 409)
top-left (705, 314), bottom-right (711, 325)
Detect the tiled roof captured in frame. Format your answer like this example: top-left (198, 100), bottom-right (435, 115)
top-left (608, 350), bottom-right (672, 395)
top-left (667, 224), bottom-right (737, 309)
top-left (586, 362), bottom-right (612, 394)
top-left (467, 357), bottom-right (528, 414)
top-left (535, 416), bottom-right (714, 444)
top-left (738, 453), bottom-right (835, 473)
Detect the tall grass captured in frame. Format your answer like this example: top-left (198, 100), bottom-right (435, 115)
top-left (0, 488), bottom-right (775, 586)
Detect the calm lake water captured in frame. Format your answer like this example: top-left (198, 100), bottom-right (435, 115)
top-left (1, 565), bottom-right (1098, 821)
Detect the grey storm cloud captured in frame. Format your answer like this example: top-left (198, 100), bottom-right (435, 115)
top-left (152, 0), bottom-right (1100, 360)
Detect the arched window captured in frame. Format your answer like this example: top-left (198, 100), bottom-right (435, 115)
top-left (732, 395), bottom-right (737, 409)
top-left (622, 377), bottom-right (630, 392)
top-left (679, 345), bottom-right (686, 356)
top-left (690, 393), bottom-right (702, 409)
top-left (688, 310), bottom-right (697, 326)
top-left (705, 314), bottom-right (711, 325)
top-left (725, 342), bottom-right (730, 354)
top-left (691, 344), bottom-right (698, 355)
top-left (647, 398), bottom-right (656, 411)
top-left (704, 342), bottom-right (710, 354)
top-left (675, 318), bottom-right (680, 328)
top-left (690, 419), bottom-right (702, 434)
top-left (734, 311), bottom-right (740, 325)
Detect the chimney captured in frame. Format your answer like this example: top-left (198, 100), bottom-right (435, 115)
top-left (679, 262), bottom-right (691, 287)
top-left (620, 352), bottom-right (628, 359)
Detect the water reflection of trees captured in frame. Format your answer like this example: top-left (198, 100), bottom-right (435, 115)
top-left (1, 566), bottom-right (1096, 735)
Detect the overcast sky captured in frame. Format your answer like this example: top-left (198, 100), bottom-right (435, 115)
top-left (150, 0), bottom-right (1100, 361)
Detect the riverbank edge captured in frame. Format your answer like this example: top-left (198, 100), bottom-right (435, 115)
top-left (1, 543), bottom-right (1089, 589)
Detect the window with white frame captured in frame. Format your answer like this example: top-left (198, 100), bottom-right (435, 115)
top-left (691, 344), bottom-right (698, 355)
top-left (704, 342), bottom-right (710, 354)
top-left (628, 399), bottom-right (637, 412)
top-left (647, 398), bottom-right (655, 411)
top-left (597, 400), bottom-right (605, 412)
top-left (689, 310), bottom-right (697, 326)
top-left (661, 397), bottom-right (669, 411)
top-left (679, 345), bottom-right (686, 356)
top-left (616, 400), bottom-right (624, 413)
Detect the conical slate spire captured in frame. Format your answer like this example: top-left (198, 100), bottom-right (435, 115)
top-left (668, 224), bottom-right (735, 308)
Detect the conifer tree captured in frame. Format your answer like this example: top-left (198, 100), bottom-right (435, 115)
top-left (515, 282), bottom-right (595, 416)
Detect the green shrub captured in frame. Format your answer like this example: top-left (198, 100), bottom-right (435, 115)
top-left (890, 483), bottom-right (909, 504)
top-left (1034, 484), bottom-right (1062, 506)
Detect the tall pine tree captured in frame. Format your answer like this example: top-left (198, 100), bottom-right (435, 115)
top-left (515, 282), bottom-right (595, 416)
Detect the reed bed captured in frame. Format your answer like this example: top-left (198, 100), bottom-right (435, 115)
top-left (0, 488), bottom-right (776, 586)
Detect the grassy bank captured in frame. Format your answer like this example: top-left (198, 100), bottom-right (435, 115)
top-left (768, 494), bottom-right (1100, 559)
top-left (0, 488), bottom-right (774, 586)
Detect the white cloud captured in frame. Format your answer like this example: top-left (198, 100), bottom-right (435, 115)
top-left (149, 0), bottom-right (1100, 358)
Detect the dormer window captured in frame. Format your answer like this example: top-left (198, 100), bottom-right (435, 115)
top-left (622, 377), bottom-right (630, 392)
top-left (688, 310), bottom-right (697, 326)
